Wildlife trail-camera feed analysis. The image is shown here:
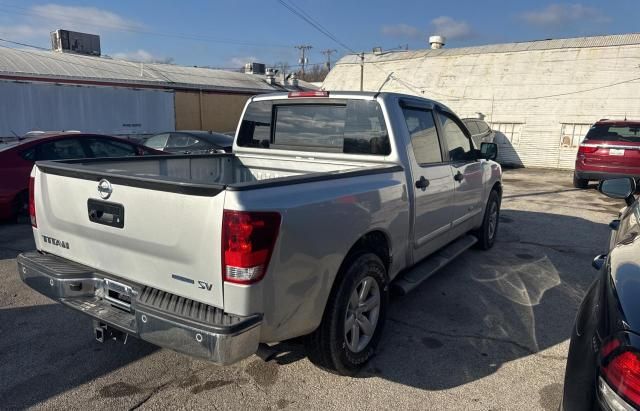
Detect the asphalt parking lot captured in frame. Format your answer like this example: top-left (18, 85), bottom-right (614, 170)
top-left (0, 168), bottom-right (623, 410)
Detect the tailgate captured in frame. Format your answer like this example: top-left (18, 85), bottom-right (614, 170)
top-left (32, 166), bottom-right (225, 308)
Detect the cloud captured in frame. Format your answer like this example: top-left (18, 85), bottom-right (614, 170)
top-left (519, 4), bottom-right (611, 27)
top-left (229, 56), bottom-right (258, 67)
top-left (429, 16), bottom-right (474, 40)
top-left (381, 24), bottom-right (422, 39)
top-left (0, 4), bottom-right (143, 40)
top-left (112, 49), bottom-right (173, 64)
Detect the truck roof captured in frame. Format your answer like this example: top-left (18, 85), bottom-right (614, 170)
top-left (250, 90), bottom-right (447, 110)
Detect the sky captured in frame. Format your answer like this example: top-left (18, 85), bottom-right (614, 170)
top-left (0, 0), bottom-right (638, 70)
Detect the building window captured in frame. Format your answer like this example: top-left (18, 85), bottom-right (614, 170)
top-left (560, 123), bottom-right (591, 148)
top-left (491, 122), bottom-right (523, 146)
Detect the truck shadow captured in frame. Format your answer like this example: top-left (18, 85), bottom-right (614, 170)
top-left (0, 304), bottom-right (157, 408)
top-left (261, 208), bottom-right (611, 397)
top-left (363, 208), bottom-right (609, 392)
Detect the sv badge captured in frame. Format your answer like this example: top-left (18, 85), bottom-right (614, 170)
top-left (198, 281), bottom-right (213, 291)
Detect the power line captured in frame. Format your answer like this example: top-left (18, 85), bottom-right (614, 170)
top-left (276, 0), bottom-right (355, 53)
top-left (0, 3), bottom-right (293, 49)
top-left (0, 37), bottom-right (331, 86)
top-left (0, 40), bottom-right (265, 84)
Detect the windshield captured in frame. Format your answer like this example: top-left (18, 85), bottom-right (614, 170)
top-left (584, 125), bottom-right (640, 142)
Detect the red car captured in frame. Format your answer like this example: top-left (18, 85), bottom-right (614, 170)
top-left (574, 120), bottom-right (640, 188)
top-left (0, 132), bottom-right (163, 221)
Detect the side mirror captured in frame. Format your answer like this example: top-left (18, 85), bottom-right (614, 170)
top-left (480, 142), bottom-right (498, 161)
top-left (599, 178), bottom-right (637, 206)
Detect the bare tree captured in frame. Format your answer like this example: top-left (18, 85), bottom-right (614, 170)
top-left (299, 65), bottom-right (329, 82)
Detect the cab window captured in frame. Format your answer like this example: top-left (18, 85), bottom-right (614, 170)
top-left (438, 112), bottom-right (472, 161)
top-left (401, 107), bottom-right (443, 165)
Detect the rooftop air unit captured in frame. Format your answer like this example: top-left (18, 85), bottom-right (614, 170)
top-left (244, 62), bottom-right (266, 75)
top-left (51, 30), bottom-right (101, 56)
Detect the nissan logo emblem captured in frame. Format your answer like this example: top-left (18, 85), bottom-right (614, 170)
top-left (97, 179), bottom-right (112, 200)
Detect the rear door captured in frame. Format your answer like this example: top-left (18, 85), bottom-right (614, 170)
top-left (436, 110), bottom-right (484, 233)
top-left (400, 100), bottom-right (455, 261)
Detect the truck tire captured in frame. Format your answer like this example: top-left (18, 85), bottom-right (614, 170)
top-left (474, 190), bottom-right (500, 250)
top-left (573, 174), bottom-right (589, 189)
top-left (305, 252), bottom-right (388, 376)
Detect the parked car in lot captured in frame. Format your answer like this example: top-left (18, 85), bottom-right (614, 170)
top-left (18, 91), bottom-right (502, 375)
top-left (574, 120), bottom-right (640, 188)
top-left (0, 132), bottom-right (163, 221)
top-left (143, 130), bottom-right (233, 154)
top-left (562, 177), bottom-right (640, 410)
top-left (462, 118), bottom-right (495, 147)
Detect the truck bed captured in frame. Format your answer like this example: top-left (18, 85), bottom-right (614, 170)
top-left (36, 153), bottom-right (396, 194)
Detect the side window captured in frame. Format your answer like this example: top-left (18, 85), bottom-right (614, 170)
top-left (478, 120), bottom-right (491, 134)
top-left (36, 139), bottom-right (87, 160)
top-left (462, 119), bottom-right (480, 136)
top-left (401, 107), bottom-right (443, 165)
top-left (438, 112), bottom-right (472, 161)
top-left (144, 133), bottom-right (169, 149)
top-left (167, 134), bottom-right (198, 148)
top-left (21, 148), bottom-right (35, 161)
top-left (85, 138), bottom-right (137, 157)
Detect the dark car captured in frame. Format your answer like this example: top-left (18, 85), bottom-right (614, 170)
top-left (562, 177), bottom-right (640, 411)
top-left (462, 118), bottom-right (495, 148)
top-left (143, 131), bottom-right (233, 154)
top-left (574, 120), bottom-right (640, 188)
top-left (0, 132), bottom-right (163, 221)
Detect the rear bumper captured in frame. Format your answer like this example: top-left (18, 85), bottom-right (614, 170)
top-left (17, 251), bottom-right (262, 365)
top-left (574, 170), bottom-right (640, 181)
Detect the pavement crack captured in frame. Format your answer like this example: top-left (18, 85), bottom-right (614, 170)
top-left (387, 316), bottom-right (537, 355)
top-left (515, 240), bottom-right (596, 254)
top-left (128, 380), bottom-right (172, 411)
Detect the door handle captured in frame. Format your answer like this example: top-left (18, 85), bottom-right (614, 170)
top-left (415, 176), bottom-right (430, 190)
top-left (454, 171), bottom-right (464, 182)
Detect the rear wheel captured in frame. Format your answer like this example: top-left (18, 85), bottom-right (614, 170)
top-left (474, 190), bottom-right (500, 250)
top-left (573, 173), bottom-right (589, 189)
top-left (305, 252), bottom-right (388, 375)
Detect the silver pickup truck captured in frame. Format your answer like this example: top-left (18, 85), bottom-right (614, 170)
top-left (18, 91), bottom-right (502, 375)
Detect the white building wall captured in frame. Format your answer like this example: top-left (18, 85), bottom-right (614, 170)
top-left (0, 81), bottom-right (175, 137)
top-left (323, 43), bottom-right (640, 169)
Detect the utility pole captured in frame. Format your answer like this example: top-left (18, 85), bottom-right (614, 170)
top-left (294, 45), bottom-right (312, 77)
top-left (321, 49), bottom-right (337, 70)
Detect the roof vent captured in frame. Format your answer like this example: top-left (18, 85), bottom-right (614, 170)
top-left (244, 62), bottom-right (266, 75)
top-left (265, 68), bottom-right (277, 85)
top-left (289, 72), bottom-right (299, 87)
top-left (51, 29), bottom-right (101, 56)
top-left (429, 35), bottom-right (446, 49)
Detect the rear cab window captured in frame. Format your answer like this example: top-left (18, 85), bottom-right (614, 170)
top-left (237, 99), bottom-right (390, 155)
top-left (585, 124), bottom-right (640, 142)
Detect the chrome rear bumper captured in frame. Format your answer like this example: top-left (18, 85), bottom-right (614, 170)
top-left (17, 251), bottom-right (261, 365)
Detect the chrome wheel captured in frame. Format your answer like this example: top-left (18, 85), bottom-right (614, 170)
top-left (344, 276), bottom-right (380, 353)
top-left (488, 201), bottom-right (498, 240)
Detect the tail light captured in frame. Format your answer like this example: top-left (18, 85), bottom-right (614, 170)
top-left (29, 176), bottom-right (37, 227)
top-left (578, 144), bottom-right (599, 155)
top-left (600, 338), bottom-right (640, 407)
top-left (288, 91), bottom-right (329, 98)
top-left (222, 210), bottom-right (281, 284)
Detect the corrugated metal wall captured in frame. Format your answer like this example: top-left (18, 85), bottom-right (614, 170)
top-left (0, 80), bottom-right (175, 137)
top-left (324, 43), bottom-right (640, 169)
